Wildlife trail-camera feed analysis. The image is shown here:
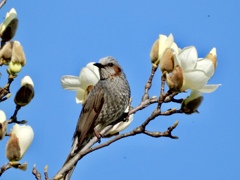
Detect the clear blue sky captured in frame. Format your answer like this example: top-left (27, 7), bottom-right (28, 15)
top-left (0, 0), bottom-right (237, 179)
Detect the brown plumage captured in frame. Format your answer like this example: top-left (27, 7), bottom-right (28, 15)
top-left (70, 56), bottom-right (130, 155)
top-left (61, 57), bottom-right (130, 179)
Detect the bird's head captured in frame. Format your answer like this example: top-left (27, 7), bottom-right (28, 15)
top-left (94, 56), bottom-right (122, 80)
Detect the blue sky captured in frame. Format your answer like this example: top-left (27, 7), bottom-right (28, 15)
top-left (0, 0), bottom-right (238, 179)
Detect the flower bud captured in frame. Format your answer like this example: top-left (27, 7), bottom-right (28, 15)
top-left (165, 65), bottom-right (183, 91)
top-left (0, 8), bottom-right (18, 42)
top-left (150, 38), bottom-right (159, 66)
top-left (11, 41), bottom-right (26, 66)
top-left (206, 47), bottom-right (217, 69)
top-left (0, 41), bottom-right (26, 70)
top-left (150, 34), bottom-right (177, 67)
top-left (6, 124), bottom-right (34, 161)
top-left (181, 90), bottom-right (203, 114)
top-left (14, 76), bottom-right (34, 106)
top-left (160, 48), bottom-right (174, 73)
top-left (0, 110), bottom-right (7, 140)
top-left (0, 41), bottom-right (13, 65)
top-left (9, 61), bottom-right (22, 73)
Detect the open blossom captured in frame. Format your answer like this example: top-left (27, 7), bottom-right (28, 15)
top-left (0, 110), bottom-right (7, 140)
top-left (61, 62), bottom-right (99, 104)
top-left (166, 46), bottom-right (220, 93)
top-left (6, 124), bottom-right (34, 161)
top-left (61, 62), bottom-right (134, 134)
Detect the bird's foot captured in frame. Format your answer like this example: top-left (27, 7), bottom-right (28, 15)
top-left (94, 129), bottom-right (102, 143)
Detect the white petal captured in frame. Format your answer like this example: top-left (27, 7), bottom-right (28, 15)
top-left (158, 34), bottom-right (168, 59)
top-left (61, 76), bottom-right (80, 91)
top-left (79, 67), bottom-right (99, 90)
top-left (76, 89), bottom-right (86, 104)
top-left (196, 58), bottom-right (214, 79)
top-left (198, 84), bottom-right (221, 93)
top-left (86, 62), bottom-right (100, 79)
top-left (108, 114), bottom-right (134, 135)
top-left (181, 70), bottom-right (209, 91)
top-left (171, 42), bottom-right (179, 54)
top-left (164, 33), bottom-right (174, 48)
top-left (0, 110), bottom-right (6, 123)
top-left (178, 46), bottom-right (198, 71)
top-left (11, 124), bottom-right (34, 158)
top-left (21, 76), bottom-right (34, 87)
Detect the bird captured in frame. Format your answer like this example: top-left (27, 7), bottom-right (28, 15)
top-left (58, 57), bottom-right (130, 180)
top-left (64, 56), bottom-right (130, 166)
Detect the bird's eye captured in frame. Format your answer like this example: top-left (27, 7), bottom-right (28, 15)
top-left (108, 63), bottom-right (114, 67)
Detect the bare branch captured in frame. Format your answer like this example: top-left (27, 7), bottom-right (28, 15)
top-left (44, 165), bottom-right (50, 180)
top-left (32, 164), bottom-right (41, 180)
top-left (142, 65), bottom-right (158, 101)
top-left (0, 163), bottom-right (11, 176)
top-left (0, 0), bottom-right (7, 9)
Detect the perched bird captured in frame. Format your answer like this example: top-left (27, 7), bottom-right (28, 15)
top-left (70, 56), bottom-right (131, 154)
top-left (59, 56), bottom-right (130, 179)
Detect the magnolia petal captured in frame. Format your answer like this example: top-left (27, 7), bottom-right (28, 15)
top-left (158, 34), bottom-right (168, 59)
top-left (108, 114), bottom-right (134, 135)
top-left (0, 110), bottom-right (6, 123)
top-left (76, 89), bottom-right (86, 104)
top-left (86, 62), bottom-right (100, 79)
top-left (178, 46), bottom-right (197, 71)
top-left (11, 124), bottom-right (34, 159)
top-left (181, 69), bottom-right (209, 91)
top-left (171, 42), bottom-right (179, 54)
top-left (198, 84), bottom-right (221, 93)
top-left (164, 34), bottom-right (174, 49)
top-left (79, 67), bottom-right (99, 90)
top-left (61, 76), bottom-right (80, 91)
top-left (196, 58), bottom-right (214, 79)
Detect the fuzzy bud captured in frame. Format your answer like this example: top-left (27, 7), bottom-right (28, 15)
top-left (160, 48), bottom-right (174, 73)
top-left (181, 90), bottom-right (203, 114)
top-left (14, 76), bottom-right (34, 106)
top-left (150, 38), bottom-right (160, 66)
top-left (6, 124), bottom-right (34, 161)
top-left (0, 110), bottom-right (7, 140)
top-left (165, 65), bottom-right (183, 91)
top-left (0, 8), bottom-right (18, 42)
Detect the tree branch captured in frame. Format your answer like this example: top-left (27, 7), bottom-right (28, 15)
top-left (0, 0), bottom-right (7, 9)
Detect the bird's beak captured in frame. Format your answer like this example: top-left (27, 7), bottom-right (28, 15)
top-left (94, 63), bottom-right (104, 68)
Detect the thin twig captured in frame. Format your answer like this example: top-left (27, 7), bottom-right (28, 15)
top-left (142, 65), bottom-right (158, 101)
top-left (44, 165), bottom-right (50, 180)
top-left (0, 164), bottom-right (11, 176)
top-left (32, 164), bottom-right (41, 180)
top-left (0, 0), bottom-right (7, 9)
top-left (53, 106), bottom-right (180, 179)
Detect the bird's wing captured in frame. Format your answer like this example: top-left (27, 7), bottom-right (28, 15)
top-left (73, 82), bottom-right (105, 150)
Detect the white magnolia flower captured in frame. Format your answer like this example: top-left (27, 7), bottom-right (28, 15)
top-left (172, 46), bottom-right (220, 93)
top-left (0, 110), bottom-right (7, 140)
top-left (6, 124), bottom-right (34, 161)
top-left (14, 76), bottom-right (34, 106)
top-left (61, 62), bottom-right (134, 134)
top-left (61, 62), bottom-right (99, 104)
top-left (0, 8), bottom-right (18, 42)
